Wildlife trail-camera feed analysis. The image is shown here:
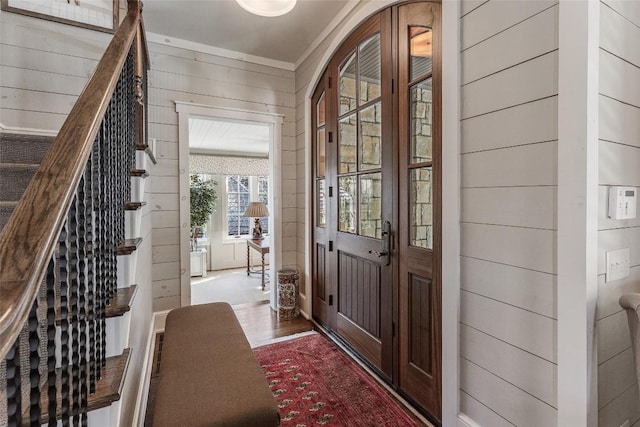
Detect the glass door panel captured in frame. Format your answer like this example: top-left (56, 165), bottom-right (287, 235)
top-left (359, 102), bottom-right (382, 171)
top-left (317, 179), bottom-right (326, 228)
top-left (359, 172), bottom-right (382, 238)
top-left (410, 27), bottom-right (433, 81)
top-left (411, 79), bottom-right (433, 163)
top-left (410, 167), bottom-right (432, 249)
top-left (338, 176), bottom-right (357, 233)
top-left (359, 34), bottom-right (382, 105)
top-left (339, 52), bottom-right (357, 115)
top-left (339, 114), bottom-right (357, 173)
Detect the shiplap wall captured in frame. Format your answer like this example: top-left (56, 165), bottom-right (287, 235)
top-left (597, 1), bottom-right (640, 426)
top-left (0, 10), bottom-right (110, 131)
top-left (146, 42), bottom-right (297, 311)
top-left (459, 1), bottom-right (559, 425)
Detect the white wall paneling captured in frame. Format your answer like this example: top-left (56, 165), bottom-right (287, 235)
top-left (462, 51), bottom-right (558, 119)
top-left (461, 5), bottom-right (558, 85)
top-left (461, 290), bottom-right (556, 363)
top-left (459, 391), bottom-right (513, 427)
top-left (461, 96), bottom-right (558, 154)
top-left (460, 357), bottom-right (557, 426)
top-left (459, 1), bottom-right (559, 424)
top-left (461, 256), bottom-right (557, 319)
top-left (460, 0), bottom-right (557, 50)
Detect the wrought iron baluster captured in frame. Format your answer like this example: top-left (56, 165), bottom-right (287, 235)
top-left (67, 191), bottom-right (80, 426)
top-left (46, 258), bottom-right (57, 427)
top-left (28, 299), bottom-right (41, 426)
top-left (6, 336), bottom-right (22, 427)
top-left (89, 138), bottom-right (98, 394)
top-left (77, 167), bottom-right (89, 426)
top-left (58, 219), bottom-right (71, 426)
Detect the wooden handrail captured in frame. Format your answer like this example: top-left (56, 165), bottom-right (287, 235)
top-left (0, 3), bottom-right (147, 360)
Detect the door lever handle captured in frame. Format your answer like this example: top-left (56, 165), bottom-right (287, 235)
top-left (369, 250), bottom-right (389, 257)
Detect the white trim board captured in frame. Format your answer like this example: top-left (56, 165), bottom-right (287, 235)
top-left (557, 1), bottom-right (600, 426)
top-left (175, 101), bottom-right (284, 311)
top-left (132, 314), bottom-right (160, 427)
top-left (0, 122), bottom-right (58, 137)
top-left (146, 32), bottom-right (295, 71)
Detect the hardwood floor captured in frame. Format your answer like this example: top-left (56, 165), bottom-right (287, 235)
top-left (144, 301), bottom-right (313, 426)
top-left (234, 300), bottom-right (314, 347)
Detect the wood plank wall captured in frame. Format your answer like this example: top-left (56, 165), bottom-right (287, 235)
top-left (146, 42), bottom-right (297, 311)
top-left (0, 11), bottom-right (109, 131)
top-left (459, 1), bottom-right (559, 425)
top-left (597, 2), bottom-right (640, 426)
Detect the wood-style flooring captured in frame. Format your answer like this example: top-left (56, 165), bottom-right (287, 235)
top-left (144, 301), bottom-right (313, 425)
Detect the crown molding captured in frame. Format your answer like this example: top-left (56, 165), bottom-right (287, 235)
top-left (146, 32), bottom-right (296, 71)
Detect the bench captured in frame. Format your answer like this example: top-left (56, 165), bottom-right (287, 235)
top-left (152, 302), bottom-right (280, 427)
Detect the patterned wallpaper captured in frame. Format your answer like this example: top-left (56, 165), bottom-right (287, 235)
top-left (190, 154), bottom-right (269, 176)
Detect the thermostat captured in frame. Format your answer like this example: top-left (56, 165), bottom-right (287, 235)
top-left (608, 186), bottom-right (637, 220)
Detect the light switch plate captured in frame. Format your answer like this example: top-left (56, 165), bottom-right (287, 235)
top-left (606, 248), bottom-right (630, 282)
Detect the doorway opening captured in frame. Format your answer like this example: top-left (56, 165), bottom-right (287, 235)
top-left (176, 102), bottom-right (284, 310)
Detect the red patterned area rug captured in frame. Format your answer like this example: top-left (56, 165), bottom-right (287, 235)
top-left (253, 333), bottom-right (420, 426)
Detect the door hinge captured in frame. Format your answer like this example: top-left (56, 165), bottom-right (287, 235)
top-left (391, 78), bottom-right (394, 93)
top-left (329, 186), bottom-right (333, 197)
top-left (328, 131), bottom-right (333, 143)
top-left (328, 77), bottom-right (332, 89)
top-left (329, 240), bottom-right (334, 252)
top-left (392, 321), bottom-right (396, 338)
top-left (329, 295), bottom-right (334, 306)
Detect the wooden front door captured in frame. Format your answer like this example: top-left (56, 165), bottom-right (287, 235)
top-left (312, 1), bottom-right (441, 421)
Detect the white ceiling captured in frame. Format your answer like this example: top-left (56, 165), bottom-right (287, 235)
top-left (189, 117), bottom-right (270, 156)
top-left (143, 0), bottom-right (354, 65)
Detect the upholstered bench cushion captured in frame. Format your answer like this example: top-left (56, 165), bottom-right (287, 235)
top-left (152, 302), bottom-right (280, 427)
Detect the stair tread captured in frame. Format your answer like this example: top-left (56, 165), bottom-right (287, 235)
top-left (116, 237), bottom-right (143, 256)
top-left (130, 169), bottom-right (149, 178)
top-left (55, 286), bottom-right (138, 324)
top-left (21, 349), bottom-right (131, 426)
top-left (106, 285), bottom-right (138, 318)
top-left (124, 201), bottom-right (146, 210)
top-left (136, 143), bottom-right (157, 165)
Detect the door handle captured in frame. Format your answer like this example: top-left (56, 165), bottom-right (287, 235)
top-left (369, 250), bottom-right (389, 257)
top-left (369, 220), bottom-right (391, 266)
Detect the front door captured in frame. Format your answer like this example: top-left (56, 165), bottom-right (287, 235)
top-left (312, 1), bottom-right (441, 421)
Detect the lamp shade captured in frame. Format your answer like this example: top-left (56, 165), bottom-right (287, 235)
top-left (244, 201), bottom-right (269, 218)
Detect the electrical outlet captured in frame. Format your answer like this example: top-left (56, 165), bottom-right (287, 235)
top-left (606, 248), bottom-right (630, 282)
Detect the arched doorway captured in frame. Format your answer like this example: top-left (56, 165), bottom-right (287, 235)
top-left (310, 1), bottom-right (442, 421)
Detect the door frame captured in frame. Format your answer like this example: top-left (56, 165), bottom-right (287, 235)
top-left (302, 1), bottom-right (460, 425)
top-left (176, 101), bottom-right (284, 310)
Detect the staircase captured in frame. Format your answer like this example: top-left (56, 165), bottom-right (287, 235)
top-left (0, 130), bottom-right (154, 426)
top-left (0, 2), bottom-right (151, 424)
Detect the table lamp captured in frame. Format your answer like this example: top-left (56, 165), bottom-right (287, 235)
top-left (244, 201), bottom-right (269, 240)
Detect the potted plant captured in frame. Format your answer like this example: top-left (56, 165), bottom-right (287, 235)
top-left (190, 174), bottom-right (217, 251)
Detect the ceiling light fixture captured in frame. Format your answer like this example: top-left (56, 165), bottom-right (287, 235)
top-left (236, 0), bottom-right (297, 17)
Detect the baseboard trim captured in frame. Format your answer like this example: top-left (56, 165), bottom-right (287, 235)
top-left (458, 413), bottom-right (481, 427)
top-left (0, 122), bottom-right (58, 137)
top-left (132, 311), bottom-right (169, 426)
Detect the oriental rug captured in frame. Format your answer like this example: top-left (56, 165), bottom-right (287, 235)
top-left (253, 333), bottom-right (420, 427)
